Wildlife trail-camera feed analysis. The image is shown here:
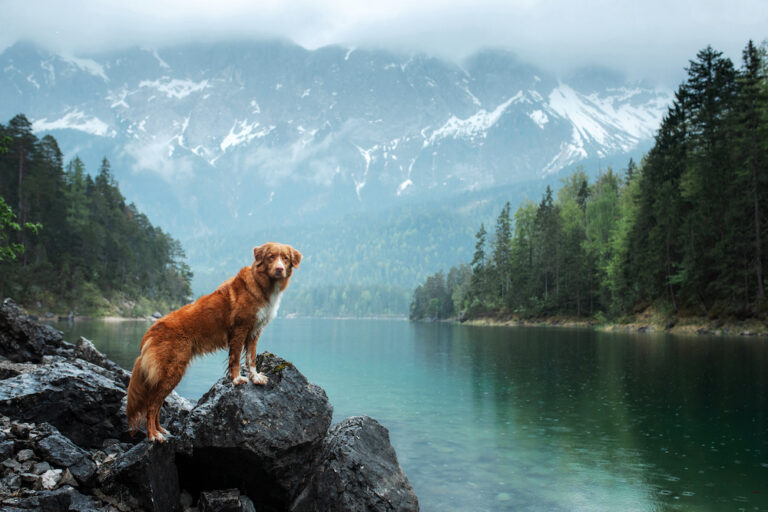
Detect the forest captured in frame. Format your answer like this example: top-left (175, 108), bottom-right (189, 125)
top-left (411, 42), bottom-right (768, 323)
top-left (0, 115), bottom-right (193, 315)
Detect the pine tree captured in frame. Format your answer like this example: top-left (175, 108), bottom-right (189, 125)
top-left (736, 40), bottom-right (767, 304)
top-left (492, 202), bottom-right (512, 303)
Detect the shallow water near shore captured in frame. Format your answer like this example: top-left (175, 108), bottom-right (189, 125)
top-left (52, 318), bottom-right (768, 512)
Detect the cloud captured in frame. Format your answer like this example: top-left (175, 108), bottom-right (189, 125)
top-left (1, 0), bottom-right (766, 86)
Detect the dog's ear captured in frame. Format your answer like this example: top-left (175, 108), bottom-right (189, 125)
top-left (253, 245), bottom-right (266, 266)
top-left (290, 247), bottom-right (302, 269)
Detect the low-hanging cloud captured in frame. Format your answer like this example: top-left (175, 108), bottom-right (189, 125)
top-left (2, 0), bottom-right (766, 86)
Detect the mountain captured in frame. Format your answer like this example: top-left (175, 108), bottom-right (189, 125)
top-left (0, 40), bottom-right (672, 313)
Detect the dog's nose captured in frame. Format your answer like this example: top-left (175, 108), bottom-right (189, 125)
top-left (275, 266), bottom-right (285, 275)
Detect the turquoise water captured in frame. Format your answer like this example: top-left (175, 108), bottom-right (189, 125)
top-left (53, 318), bottom-right (768, 511)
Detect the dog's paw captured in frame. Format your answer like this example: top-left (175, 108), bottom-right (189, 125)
top-left (148, 432), bottom-right (166, 443)
top-left (250, 371), bottom-right (268, 385)
top-left (232, 375), bottom-right (248, 386)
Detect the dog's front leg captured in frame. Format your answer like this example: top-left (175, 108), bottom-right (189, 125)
top-left (228, 328), bottom-right (249, 385)
top-left (246, 329), bottom-right (268, 385)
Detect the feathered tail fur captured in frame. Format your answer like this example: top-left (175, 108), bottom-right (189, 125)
top-left (126, 354), bottom-right (150, 434)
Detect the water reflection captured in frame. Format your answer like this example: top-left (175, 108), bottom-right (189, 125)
top-left (52, 319), bottom-right (768, 511)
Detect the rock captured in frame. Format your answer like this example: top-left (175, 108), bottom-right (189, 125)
top-left (291, 416), bottom-right (419, 512)
top-left (0, 439), bottom-right (14, 460)
top-left (1, 488), bottom-right (70, 510)
top-left (198, 488), bottom-right (257, 512)
top-left (0, 359), bottom-right (38, 381)
top-left (16, 449), bottom-right (35, 462)
top-left (35, 428), bottom-right (97, 485)
top-left (180, 489), bottom-right (194, 509)
top-left (99, 439), bottom-right (179, 512)
top-left (40, 469), bottom-right (62, 490)
top-left (58, 468), bottom-right (77, 487)
top-left (0, 360), bottom-right (127, 447)
top-left (21, 471), bottom-right (42, 489)
top-left (159, 391), bottom-right (194, 435)
top-left (2, 472), bottom-right (21, 490)
top-left (178, 353), bottom-right (333, 510)
top-left (3, 458), bottom-right (22, 473)
top-left (152, 311), bottom-right (162, 319)
top-left (74, 337), bottom-right (131, 387)
top-left (1, 487), bottom-right (107, 511)
top-left (11, 422), bottom-right (34, 439)
top-left (0, 299), bottom-right (67, 363)
top-left (33, 461), bottom-right (52, 474)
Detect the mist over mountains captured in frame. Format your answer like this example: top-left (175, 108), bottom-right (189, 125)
top-left (0, 40), bottom-right (671, 314)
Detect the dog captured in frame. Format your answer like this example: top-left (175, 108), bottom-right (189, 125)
top-left (126, 242), bottom-right (302, 442)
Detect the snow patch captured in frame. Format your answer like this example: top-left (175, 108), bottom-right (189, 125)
top-left (108, 90), bottom-right (129, 109)
top-left (139, 78), bottom-right (210, 99)
top-left (426, 94), bottom-right (519, 145)
top-left (541, 126), bottom-right (589, 176)
top-left (354, 144), bottom-right (379, 201)
top-left (32, 109), bottom-right (114, 137)
top-left (547, 84), bottom-right (670, 151)
top-left (152, 49), bottom-right (170, 69)
top-left (301, 88), bottom-right (311, 98)
top-left (59, 54), bottom-right (109, 81)
top-left (344, 47), bottom-right (356, 61)
top-left (26, 74), bottom-right (39, 89)
top-left (529, 110), bottom-right (549, 129)
top-left (397, 179), bottom-right (413, 196)
top-left (220, 120), bottom-right (274, 151)
top-left (462, 85), bottom-right (482, 106)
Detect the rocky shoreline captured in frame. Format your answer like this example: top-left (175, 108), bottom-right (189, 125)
top-left (0, 298), bottom-right (419, 511)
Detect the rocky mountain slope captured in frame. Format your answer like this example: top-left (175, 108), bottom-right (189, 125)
top-left (0, 40), bottom-right (671, 305)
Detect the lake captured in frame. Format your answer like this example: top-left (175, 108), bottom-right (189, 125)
top-left (52, 318), bottom-right (768, 512)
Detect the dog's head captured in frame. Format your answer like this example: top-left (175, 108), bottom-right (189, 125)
top-left (253, 242), bottom-right (302, 280)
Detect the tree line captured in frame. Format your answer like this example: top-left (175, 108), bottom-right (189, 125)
top-left (411, 42), bottom-right (768, 322)
top-left (0, 114), bottom-right (193, 315)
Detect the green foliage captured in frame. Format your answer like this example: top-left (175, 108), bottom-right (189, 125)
top-left (411, 41), bottom-right (768, 321)
top-left (0, 196), bottom-right (38, 262)
top-left (0, 115), bottom-right (193, 314)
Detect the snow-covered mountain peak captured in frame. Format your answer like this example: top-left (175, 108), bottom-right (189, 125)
top-left (0, 40), bottom-right (671, 236)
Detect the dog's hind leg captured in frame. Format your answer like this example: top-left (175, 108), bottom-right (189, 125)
top-left (146, 359), bottom-right (187, 442)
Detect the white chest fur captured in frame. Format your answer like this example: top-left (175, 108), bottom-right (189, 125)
top-left (253, 288), bottom-right (283, 336)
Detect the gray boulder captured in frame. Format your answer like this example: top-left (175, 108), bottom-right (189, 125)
top-left (35, 427), bottom-right (97, 485)
top-left (178, 352), bottom-right (333, 511)
top-left (291, 416), bottom-right (419, 512)
top-left (0, 486), bottom-right (113, 511)
top-left (99, 439), bottom-right (179, 512)
top-left (74, 337), bottom-right (130, 388)
top-left (0, 359), bottom-right (126, 448)
top-left (0, 299), bottom-right (68, 363)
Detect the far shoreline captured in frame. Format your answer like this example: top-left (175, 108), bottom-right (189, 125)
top-left (437, 314), bottom-right (768, 338)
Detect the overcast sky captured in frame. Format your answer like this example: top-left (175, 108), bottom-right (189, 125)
top-left (2, 0), bottom-right (765, 86)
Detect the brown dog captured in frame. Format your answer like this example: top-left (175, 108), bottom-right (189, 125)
top-left (126, 242), bottom-right (302, 442)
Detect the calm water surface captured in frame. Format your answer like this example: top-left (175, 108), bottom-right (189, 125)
top-left (53, 318), bottom-right (768, 512)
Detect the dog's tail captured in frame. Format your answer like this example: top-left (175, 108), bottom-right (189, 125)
top-left (126, 337), bottom-right (159, 434)
top-left (126, 356), bottom-right (148, 434)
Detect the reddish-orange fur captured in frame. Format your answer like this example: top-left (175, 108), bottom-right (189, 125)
top-left (126, 242), bottom-right (302, 442)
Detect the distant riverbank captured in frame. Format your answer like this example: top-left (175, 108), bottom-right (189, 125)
top-left (459, 312), bottom-right (768, 337)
